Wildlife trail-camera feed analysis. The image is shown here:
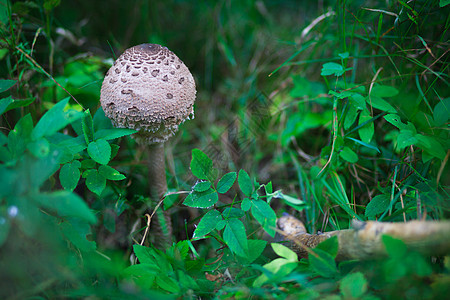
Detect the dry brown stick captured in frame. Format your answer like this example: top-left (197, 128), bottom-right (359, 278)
top-left (277, 215), bottom-right (450, 261)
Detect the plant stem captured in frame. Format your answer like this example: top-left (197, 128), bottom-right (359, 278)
top-left (147, 143), bottom-right (172, 248)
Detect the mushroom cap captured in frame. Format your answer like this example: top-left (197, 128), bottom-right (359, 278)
top-left (100, 43), bottom-right (196, 144)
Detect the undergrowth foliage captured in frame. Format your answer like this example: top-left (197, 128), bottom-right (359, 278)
top-left (0, 0), bottom-right (449, 299)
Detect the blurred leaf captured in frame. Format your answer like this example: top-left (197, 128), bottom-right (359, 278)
top-left (241, 197), bottom-right (252, 211)
top-left (433, 97), bottom-right (450, 126)
top-left (365, 194), bottom-right (390, 217)
top-left (0, 96), bottom-right (13, 115)
top-left (440, 0), bottom-right (450, 7)
top-left (272, 243), bottom-right (298, 262)
top-left (190, 148), bottom-right (214, 180)
top-left (82, 109), bottom-right (94, 144)
top-left (416, 134), bottom-right (446, 160)
top-left (371, 85), bottom-right (399, 98)
top-left (87, 139), bottom-right (111, 165)
top-left (193, 181), bottom-right (211, 192)
top-left (384, 114), bottom-right (407, 130)
top-left (94, 128), bottom-right (137, 141)
top-left (251, 199), bottom-right (276, 237)
top-left (340, 272), bottom-right (368, 299)
top-left (193, 209), bottom-right (222, 238)
top-left (367, 96), bottom-right (397, 113)
top-left (218, 36), bottom-right (237, 66)
top-left (133, 245), bottom-right (159, 265)
top-left (238, 169), bottom-right (252, 196)
top-left (4, 98), bottom-right (35, 114)
top-left (0, 80), bottom-right (16, 92)
top-left (8, 114), bottom-right (33, 158)
top-left (32, 98), bottom-right (82, 140)
top-left (60, 161), bottom-right (81, 191)
top-left (156, 275), bottom-right (180, 293)
top-left (216, 172), bottom-right (237, 193)
top-left (350, 94), bottom-right (366, 110)
top-left (339, 146), bottom-right (358, 163)
top-left (397, 129), bottom-right (417, 149)
top-left (309, 248), bottom-right (337, 278)
top-left (98, 165), bottom-right (125, 180)
top-left (382, 235), bottom-right (407, 259)
top-left (344, 104), bottom-right (358, 130)
top-left (315, 236), bottom-right (339, 259)
top-left (238, 239), bottom-right (267, 264)
top-left (33, 191), bottom-right (96, 223)
top-left (223, 218), bottom-right (248, 257)
top-left (59, 218), bottom-right (97, 251)
top-left (183, 188), bottom-right (218, 208)
top-left (321, 62), bottom-right (345, 76)
top-left (0, 214), bottom-right (11, 246)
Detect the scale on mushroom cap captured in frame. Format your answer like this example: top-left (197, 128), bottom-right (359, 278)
top-left (100, 43), bottom-right (197, 247)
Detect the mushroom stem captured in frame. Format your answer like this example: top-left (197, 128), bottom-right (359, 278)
top-left (147, 143), bottom-right (172, 248)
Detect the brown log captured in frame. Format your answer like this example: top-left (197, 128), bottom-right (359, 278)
top-left (277, 215), bottom-right (450, 260)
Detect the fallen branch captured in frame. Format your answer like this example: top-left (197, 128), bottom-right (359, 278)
top-left (277, 215), bottom-right (450, 260)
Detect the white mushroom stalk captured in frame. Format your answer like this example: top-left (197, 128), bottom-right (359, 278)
top-left (100, 43), bottom-right (196, 248)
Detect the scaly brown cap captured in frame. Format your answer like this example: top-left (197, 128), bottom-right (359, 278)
top-left (100, 44), bottom-right (196, 144)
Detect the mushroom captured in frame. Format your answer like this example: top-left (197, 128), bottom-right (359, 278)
top-left (100, 43), bottom-right (196, 248)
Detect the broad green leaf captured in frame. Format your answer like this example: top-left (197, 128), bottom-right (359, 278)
top-left (87, 139), bottom-right (111, 165)
top-left (94, 128), bottom-right (137, 141)
top-left (358, 110), bottom-right (374, 143)
top-left (272, 243), bottom-right (298, 262)
top-left (193, 181), bottom-right (211, 192)
top-left (60, 161), bottom-right (81, 191)
top-left (340, 272), bottom-right (368, 299)
top-left (344, 104), bottom-right (358, 130)
top-left (59, 218), bottom-right (97, 251)
top-left (190, 148), bottom-right (214, 180)
top-left (440, 0), bottom-right (450, 7)
top-left (416, 134), bottom-right (446, 160)
top-left (238, 169), bottom-right (252, 196)
top-left (273, 191), bottom-right (305, 205)
top-left (251, 199), bottom-right (277, 237)
top-left (309, 248), bottom-right (337, 278)
top-left (82, 109), bottom-right (94, 144)
top-left (315, 236), bottom-right (339, 258)
top-left (216, 172), bottom-right (237, 193)
top-left (133, 245), bottom-right (159, 265)
top-left (329, 90), bottom-right (353, 99)
top-left (156, 275), bottom-right (180, 293)
top-left (339, 146), bottom-right (358, 163)
top-left (433, 98), bottom-right (450, 126)
top-left (238, 239), bottom-right (267, 264)
top-left (371, 85), bottom-right (399, 98)
top-left (365, 194), bottom-right (390, 217)
top-left (397, 129), bottom-right (417, 149)
top-left (382, 235), bottom-right (407, 259)
top-left (241, 197), bottom-right (252, 211)
top-left (321, 62), bottom-right (345, 76)
top-left (27, 138), bottom-right (50, 158)
top-left (98, 165), bottom-right (126, 180)
top-left (384, 114), bottom-right (407, 130)
top-left (253, 258), bottom-right (298, 288)
top-left (123, 263), bottom-right (159, 278)
top-left (0, 79), bottom-right (16, 93)
top-left (32, 98), bottom-right (83, 140)
top-left (349, 94), bottom-right (366, 110)
top-left (222, 207), bottom-right (245, 219)
top-left (183, 188), bottom-right (218, 208)
top-left (85, 169), bottom-right (106, 196)
top-left (32, 191), bottom-right (96, 223)
top-left (193, 209), bottom-right (222, 238)
top-left (367, 96), bottom-right (397, 113)
top-left (0, 96), bottom-right (13, 115)
top-left (3, 98), bottom-right (34, 113)
top-left (8, 114), bottom-right (33, 158)
top-left (223, 218), bottom-right (248, 257)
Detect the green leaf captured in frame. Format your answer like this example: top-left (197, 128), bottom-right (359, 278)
top-left (27, 138), bottom-right (50, 158)
top-left (156, 275), bottom-right (180, 293)
top-left (309, 248), bottom-right (337, 278)
top-left (94, 128), bottom-right (137, 141)
top-left (32, 98), bottom-right (83, 140)
top-left (339, 146), bottom-right (358, 163)
top-left (344, 104), bottom-right (358, 130)
top-left (340, 272), bottom-right (368, 299)
top-left (382, 235), bottom-right (407, 259)
top-left (365, 194), bottom-right (390, 217)
top-left (223, 218), bottom-right (248, 257)
top-left (251, 199), bottom-right (277, 237)
top-left (433, 98), bottom-right (450, 126)
top-left (59, 218), bottom-right (97, 251)
top-left (241, 198), bottom-right (252, 211)
top-left (440, 0), bottom-right (450, 7)
top-left (273, 191), bottom-right (305, 206)
top-left (0, 96), bottom-right (13, 115)
top-left (60, 161), bottom-right (81, 191)
top-left (238, 239), bottom-right (267, 264)
top-left (133, 245), bottom-right (159, 265)
top-left (321, 62), bottom-right (345, 76)
top-left (193, 181), bottom-right (211, 192)
top-left (193, 209), bottom-right (222, 238)
top-left (216, 172), bottom-right (237, 193)
top-left (0, 79), bottom-right (16, 93)
top-left (85, 169), bottom-right (106, 196)
top-left (82, 109), bottom-right (94, 144)
top-left (367, 96), bottom-right (397, 113)
top-left (272, 243), bottom-right (298, 262)
top-left (190, 148), bottom-right (214, 180)
top-left (183, 188), bottom-right (218, 208)
top-left (3, 98), bottom-right (35, 113)
top-left (222, 207), bottom-right (245, 219)
top-left (416, 134), bottom-right (446, 160)
top-left (371, 85), bottom-right (399, 98)
top-left (358, 110), bottom-right (374, 143)
top-left (315, 236), bottom-right (339, 258)
top-left (349, 94), bottom-right (366, 110)
top-left (87, 139), bottom-right (111, 165)
top-left (98, 165), bottom-right (126, 180)
top-left (384, 114), bottom-right (407, 130)
top-left (33, 191), bottom-right (96, 223)
top-left (397, 129), bottom-right (417, 149)
top-left (8, 114), bottom-right (33, 158)
top-left (238, 169), bottom-right (252, 196)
